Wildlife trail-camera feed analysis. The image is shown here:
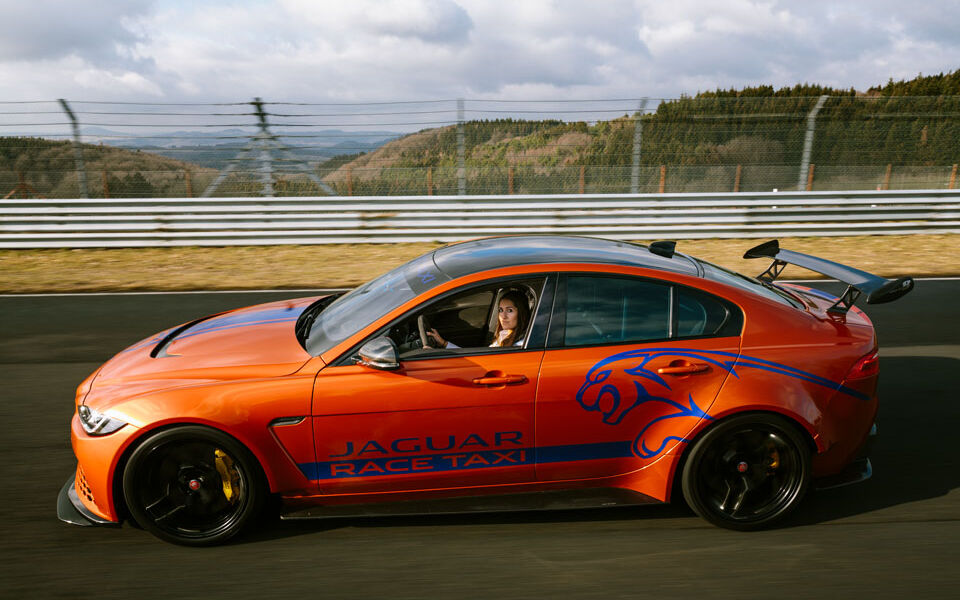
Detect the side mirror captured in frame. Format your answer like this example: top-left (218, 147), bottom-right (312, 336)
top-left (355, 337), bottom-right (400, 371)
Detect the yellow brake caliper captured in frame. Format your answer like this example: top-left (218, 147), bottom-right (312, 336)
top-left (214, 449), bottom-right (240, 503)
top-left (765, 441), bottom-right (780, 471)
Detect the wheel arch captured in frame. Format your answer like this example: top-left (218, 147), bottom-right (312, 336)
top-left (110, 421), bottom-right (273, 523)
top-left (668, 408), bottom-right (818, 504)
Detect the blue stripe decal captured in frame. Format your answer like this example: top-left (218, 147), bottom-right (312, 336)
top-left (187, 307), bottom-right (301, 334)
top-left (120, 307), bottom-right (305, 354)
top-left (171, 316), bottom-right (298, 342)
top-left (299, 441), bottom-right (636, 481)
top-left (584, 347), bottom-right (869, 402)
top-left (795, 286), bottom-right (840, 301)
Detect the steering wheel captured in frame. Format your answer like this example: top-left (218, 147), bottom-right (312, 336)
top-left (417, 314), bottom-right (431, 348)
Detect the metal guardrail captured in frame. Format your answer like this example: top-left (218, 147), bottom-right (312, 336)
top-left (1, 190), bottom-right (958, 248)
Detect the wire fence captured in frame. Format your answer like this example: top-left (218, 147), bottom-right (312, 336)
top-left (1, 96), bottom-right (958, 199)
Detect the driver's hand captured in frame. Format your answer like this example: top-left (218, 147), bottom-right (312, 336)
top-left (426, 328), bottom-right (446, 348)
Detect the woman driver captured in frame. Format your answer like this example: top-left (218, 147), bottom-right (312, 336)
top-left (427, 290), bottom-right (531, 349)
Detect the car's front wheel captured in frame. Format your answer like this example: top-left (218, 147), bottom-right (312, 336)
top-left (122, 426), bottom-right (265, 545)
top-left (681, 413), bottom-right (811, 530)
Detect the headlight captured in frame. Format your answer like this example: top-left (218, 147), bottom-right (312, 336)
top-left (78, 405), bottom-right (128, 436)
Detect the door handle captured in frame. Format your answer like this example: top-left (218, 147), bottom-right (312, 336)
top-left (657, 363), bottom-right (710, 375)
top-left (472, 374), bottom-right (528, 386)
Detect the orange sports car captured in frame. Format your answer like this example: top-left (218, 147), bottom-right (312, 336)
top-left (58, 236), bottom-right (913, 545)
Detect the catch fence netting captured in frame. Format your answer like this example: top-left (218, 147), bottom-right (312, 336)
top-left (1, 96), bottom-right (957, 198)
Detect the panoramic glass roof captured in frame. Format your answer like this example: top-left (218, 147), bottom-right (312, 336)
top-left (432, 236), bottom-right (699, 279)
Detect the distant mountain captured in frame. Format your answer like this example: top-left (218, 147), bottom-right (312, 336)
top-left (63, 126), bottom-right (400, 169)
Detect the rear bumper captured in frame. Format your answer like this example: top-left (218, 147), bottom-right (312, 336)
top-left (815, 422), bottom-right (877, 490)
top-left (57, 473), bottom-right (120, 527)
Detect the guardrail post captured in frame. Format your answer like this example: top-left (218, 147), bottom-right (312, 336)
top-left (797, 95), bottom-right (828, 191)
top-left (806, 164), bottom-right (816, 191)
top-left (457, 98), bottom-right (465, 195)
top-left (579, 165), bottom-right (585, 194)
top-left (58, 99), bottom-right (88, 198)
top-left (950, 164), bottom-right (957, 189)
top-left (630, 99), bottom-right (648, 193)
top-left (185, 171), bottom-right (193, 197)
top-left (883, 164), bottom-right (892, 190)
top-left (659, 165), bottom-right (666, 193)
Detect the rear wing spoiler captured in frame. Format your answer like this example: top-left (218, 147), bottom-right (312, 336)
top-left (743, 240), bottom-right (914, 313)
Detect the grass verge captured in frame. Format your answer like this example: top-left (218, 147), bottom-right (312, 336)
top-left (0, 234), bottom-right (956, 294)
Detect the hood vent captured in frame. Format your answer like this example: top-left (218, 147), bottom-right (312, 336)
top-left (150, 313), bottom-right (221, 358)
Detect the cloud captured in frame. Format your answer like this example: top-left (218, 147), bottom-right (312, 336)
top-left (0, 0), bottom-right (957, 104)
top-left (0, 0), bottom-right (155, 65)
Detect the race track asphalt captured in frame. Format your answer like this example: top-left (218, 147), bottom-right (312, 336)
top-left (1, 280), bottom-right (957, 599)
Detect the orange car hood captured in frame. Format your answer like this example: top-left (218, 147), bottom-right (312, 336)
top-left (86, 297), bottom-right (321, 402)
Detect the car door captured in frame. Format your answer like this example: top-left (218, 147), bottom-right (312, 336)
top-left (535, 273), bottom-right (742, 482)
top-left (307, 274), bottom-right (553, 495)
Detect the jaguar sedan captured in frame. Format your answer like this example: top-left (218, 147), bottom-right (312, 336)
top-left (58, 235), bottom-right (912, 545)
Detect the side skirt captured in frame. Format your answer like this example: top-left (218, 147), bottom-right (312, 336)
top-left (281, 488), bottom-right (660, 520)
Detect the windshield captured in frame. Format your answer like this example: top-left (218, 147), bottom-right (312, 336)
top-left (305, 252), bottom-right (450, 356)
top-left (697, 259), bottom-right (804, 309)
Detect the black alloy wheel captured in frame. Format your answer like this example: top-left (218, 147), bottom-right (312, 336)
top-left (681, 413), bottom-right (811, 530)
top-left (122, 426), bottom-right (264, 546)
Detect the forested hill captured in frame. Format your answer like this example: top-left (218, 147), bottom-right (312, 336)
top-left (325, 70), bottom-right (960, 187)
top-left (0, 137), bottom-right (214, 198)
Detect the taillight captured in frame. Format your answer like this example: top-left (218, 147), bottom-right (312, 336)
top-left (846, 350), bottom-right (879, 380)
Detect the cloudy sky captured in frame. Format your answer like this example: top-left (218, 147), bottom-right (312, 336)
top-left (1, 0), bottom-right (957, 103)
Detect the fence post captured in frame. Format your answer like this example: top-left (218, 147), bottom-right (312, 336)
top-left (58, 99), bottom-right (88, 198)
top-left (184, 170), bottom-right (194, 197)
top-left (797, 95), bottom-right (828, 191)
top-left (883, 164), bottom-right (892, 190)
top-left (102, 170), bottom-right (110, 198)
top-left (579, 165), bottom-right (585, 194)
top-left (806, 164), bottom-right (816, 191)
top-left (252, 97), bottom-right (275, 197)
top-left (630, 98), bottom-right (648, 193)
top-left (659, 165), bottom-right (666, 193)
top-left (427, 167), bottom-right (433, 195)
top-left (346, 166), bottom-right (353, 196)
top-left (508, 166), bottom-right (514, 195)
top-left (457, 98), bottom-right (465, 195)
top-left (734, 164), bottom-right (742, 192)
top-left (949, 164), bottom-right (957, 189)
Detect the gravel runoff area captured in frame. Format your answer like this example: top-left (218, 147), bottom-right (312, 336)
top-left (1, 234), bottom-right (957, 294)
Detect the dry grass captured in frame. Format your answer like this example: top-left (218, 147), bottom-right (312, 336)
top-left (0, 234), bottom-right (956, 294)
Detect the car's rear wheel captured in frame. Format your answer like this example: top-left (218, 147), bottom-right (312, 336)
top-left (681, 413), bottom-right (810, 530)
top-left (122, 426), bottom-right (264, 546)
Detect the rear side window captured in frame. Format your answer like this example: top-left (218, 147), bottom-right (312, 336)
top-left (558, 275), bottom-right (741, 347)
top-left (676, 287), bottom-right (736, 337)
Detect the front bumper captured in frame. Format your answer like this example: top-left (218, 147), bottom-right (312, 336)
top-left (57, 473), bottom-right (120, 527)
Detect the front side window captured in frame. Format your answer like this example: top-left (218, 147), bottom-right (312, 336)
top-left (387, 277), bottom-right (546, 359)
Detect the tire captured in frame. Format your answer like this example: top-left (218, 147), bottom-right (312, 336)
top-left (122, 425), bottom-right (265, 546)
top-left (681, 413), bottom-right (811, 531)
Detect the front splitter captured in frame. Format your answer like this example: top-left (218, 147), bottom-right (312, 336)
top-left (57, 474), bottom-right (120, 527)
